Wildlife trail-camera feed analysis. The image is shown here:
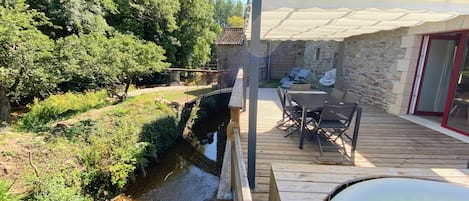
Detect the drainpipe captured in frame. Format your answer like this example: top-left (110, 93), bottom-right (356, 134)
top-left (248, 0), bottom-right (261, 190)
top-left (267, 40), bottom-right (272, 80)
top-left (335, 42), bottom-right (345, 90)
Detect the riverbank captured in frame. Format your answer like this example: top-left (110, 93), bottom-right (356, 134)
top-left (0, 86), bottom-right (213, 200)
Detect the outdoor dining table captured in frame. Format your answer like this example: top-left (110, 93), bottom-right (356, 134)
top-left (286, 90), bottom-right (327, 149)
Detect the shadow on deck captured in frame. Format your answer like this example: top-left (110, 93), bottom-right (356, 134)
top-left (238, 88), bottom-right (469, 201)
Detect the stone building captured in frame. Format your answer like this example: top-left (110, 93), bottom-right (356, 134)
top-left (245, 2), bottom-right (469, 137)
top-left (258, 41), bottom-right (339, 81)
top-left (216, 28), bottom-right (249, 88)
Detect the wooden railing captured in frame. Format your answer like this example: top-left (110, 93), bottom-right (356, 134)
top-left (217, 69), bottom-right (252, 201)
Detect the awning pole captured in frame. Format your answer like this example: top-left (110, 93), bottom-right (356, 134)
top-left (248, 0), bottom-right (261, 190)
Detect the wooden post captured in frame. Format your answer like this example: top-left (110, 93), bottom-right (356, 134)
top-left (227, 107), bottom-right (240, 190)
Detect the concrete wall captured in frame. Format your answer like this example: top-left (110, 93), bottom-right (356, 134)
top-left (343, 28), bottom-right (407, 111)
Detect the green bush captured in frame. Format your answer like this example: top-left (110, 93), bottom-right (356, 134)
top-left (20, 93), bottom-right (180, 200)
top-left (73, 96), bottom-right (178, 199)
top-left (19, 90), bottom-right (108, 131)
top-left (27, 174), bottom-right (90, 201)
top-left (0, 180), bottom-right (21, 201)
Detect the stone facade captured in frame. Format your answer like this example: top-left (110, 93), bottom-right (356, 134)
top-left (304, 41), bottom-right (339, 80)
top-left (217, 44), bottom-right (249, 88)
top-left (253, 40), bottom-right (339, 80)
top-left (343, 28), bottom-right (407, 111)
top-left (268, 41), bottom-right (305, 79)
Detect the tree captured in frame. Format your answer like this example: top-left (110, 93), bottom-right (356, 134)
top-left (234, 0), bottom-right (243, 17)
top-left (224, 0), bottom-right (235, 23)
top-left (108, 0), bottom-right (180, 64)
top-left (214, 0), bottom-right (226, 26)
top-left (174, 0), bottom-right (220, 68)
top-left (227, 15), bottom-right (244, 28)
top-left (107, 33), bottom-right (170, 98)
top-left (26, 0), bottom-right (116, 38)
top-left (0, 0), bottom-right (56, 123)
top-left (56, 32), bottom-right (169, 100)
top-left (55, 33), bottom-right (112, 92)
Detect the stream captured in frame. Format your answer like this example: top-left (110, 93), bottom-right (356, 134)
top-left (123, 94), bottom-right (230, 201)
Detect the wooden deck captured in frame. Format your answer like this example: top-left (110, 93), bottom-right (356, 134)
top-left (270, 163), bottom-right (469, 201)
top-left (238, 88), bottom-right (469, 201)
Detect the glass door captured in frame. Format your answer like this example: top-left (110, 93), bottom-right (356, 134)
top-left (414, 35), bottom-right (459, 115)
top-left (444, 32), bottom-right (469, 135)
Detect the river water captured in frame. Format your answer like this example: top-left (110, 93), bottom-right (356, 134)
top-left (123, 99), bottom-right (229, 201)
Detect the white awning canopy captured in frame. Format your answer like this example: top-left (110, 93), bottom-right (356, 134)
top-left (246, 0), bottom-right (469, 41)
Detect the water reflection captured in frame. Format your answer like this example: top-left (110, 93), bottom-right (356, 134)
top-left (124, 125), bottom-right (226, 201)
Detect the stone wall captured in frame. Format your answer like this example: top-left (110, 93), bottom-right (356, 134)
top-left (253, 40), bottom-right (339, 80)
top-left (268, 41), bottom-right (305, 79)
top-left (217, 44), bottom-right (249, 88)
top-left (304, 41), bottom-right (339, 80)
top-left (343, 28), bottom-right (407, 111)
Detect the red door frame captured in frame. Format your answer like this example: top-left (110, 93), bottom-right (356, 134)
top-left (410, 30), bottom-right (469, 136)
top-left (441, 31), bottom-right (469, 136)
top-left (413, 34), bottom-right (460, 116)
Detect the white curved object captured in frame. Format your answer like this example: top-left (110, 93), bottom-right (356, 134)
top-left (331, 178), bottom-right (469, 201)
top-left (319, 68), bottom-right (336, 86)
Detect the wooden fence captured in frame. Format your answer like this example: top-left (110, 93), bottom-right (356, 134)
top-left (217, 69), bottom-right (252, 201)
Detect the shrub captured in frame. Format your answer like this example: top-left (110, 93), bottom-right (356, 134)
top-left (26, 173), bottom-right (90, 201)
top-left (74, 96), bottom-right (178, 199)
top-left (19, 90), bottom-right (108, 131)
top-left (0, 180), bottom-right (21, 201)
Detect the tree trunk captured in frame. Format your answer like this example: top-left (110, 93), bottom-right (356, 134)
top-left (0, 86), bottom-right (11, 124)
top-left (123, 77), bottom-right (132, 101)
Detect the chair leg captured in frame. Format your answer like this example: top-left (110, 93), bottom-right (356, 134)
top-left (276, 119), bottom-right (288, 128)
top-left (284, 127), bottom-right (298, 137)
top-left (310, 128), bottom-right (323, 155)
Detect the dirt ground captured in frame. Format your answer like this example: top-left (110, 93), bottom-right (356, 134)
top-left (0, 128), bottom-right (38, 194)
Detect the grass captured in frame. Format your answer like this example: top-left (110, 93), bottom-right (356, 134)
top-left (0, 87), bottom-right (215, 200)
top-left (260, 79), bottom-right (281, 88)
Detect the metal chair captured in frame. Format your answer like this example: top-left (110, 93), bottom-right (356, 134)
top-left (310, 102), bottom-right (358, 156)
top-left (343, 91), bottom-right (363, 104)
top-left (276, 87), bottom-right (301, 132)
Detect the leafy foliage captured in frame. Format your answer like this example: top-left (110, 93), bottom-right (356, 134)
top-left (213, 0), bottom-right (244, 27)
top-left (0, 180), bottom-right (21, 201)
top-left (56, 32), bottom-right (169, 98)
top-left (19, 90), bottom-right (108, 131)
top-left (26, 0), bottom-right (116, 37)
top-left (108, 0), bottom-right (180, 64)
top-left (20, 92), bottom-right (179, 200)
top-left (27, 173), bottom-right (91, 201)
top-left (174, 0), bottom-right (220, 68)
top-left (76, 93), bottom-right (178, 198)
top-left (227, 15), bottom-right (244, 28)
top-left (0, 0), bottom-right (57, 103)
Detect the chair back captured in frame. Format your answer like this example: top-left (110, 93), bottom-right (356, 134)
top-left (288, 67), bottom-right (301, 78)
top-left (290, 83), bottom-right (311, 91)
top-left (343, 92), bottom-right (363, 104)
top-left (293, 69), bottom-right (310, 82)
top-left (277, 86), bottom-right (286, 109)
top-left (326, 88), bottom-right (345, 103)
top-left (319, 103), bottom-right (357, 127)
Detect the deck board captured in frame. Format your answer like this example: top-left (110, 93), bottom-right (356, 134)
top-left (270, 163), bottom-right (469, 201)
top-left (238, 88), bottom-right (469, 200)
